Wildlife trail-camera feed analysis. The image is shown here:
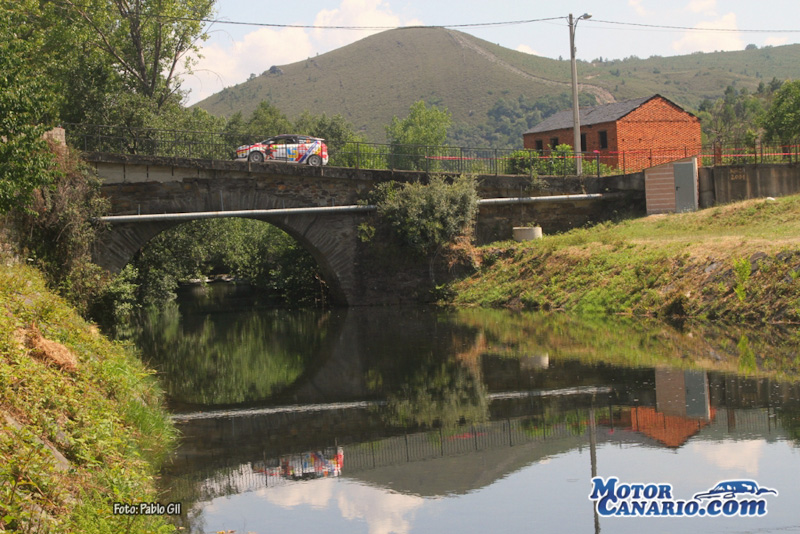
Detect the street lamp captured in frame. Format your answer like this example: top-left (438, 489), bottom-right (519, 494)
top-left (569, 12), bottom-right (591, 175)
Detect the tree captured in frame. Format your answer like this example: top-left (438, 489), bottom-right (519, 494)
top-left (368, 175), bottom-right (478, 258)
top-left (0, 5), bottom-right (57, 213)
top-left (386, 100), bottom-right (451, 147)
top-left (386, 100), bottom-right (451, 170)
top-left (763, 80), bottom-right (800, 143)
top-left (58, 0), bottom-right (215, 107)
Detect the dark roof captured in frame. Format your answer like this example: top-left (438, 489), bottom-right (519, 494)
top-left (524, 95), bottom-right (684, 135)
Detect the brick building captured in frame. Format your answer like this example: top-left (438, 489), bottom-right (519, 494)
top-left (523, 94), bottom-right (702, 173)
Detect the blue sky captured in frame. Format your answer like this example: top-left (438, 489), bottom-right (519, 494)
top-left (182, 0), bottom-right (800, 104)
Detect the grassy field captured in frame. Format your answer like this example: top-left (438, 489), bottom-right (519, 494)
top-left (450, 194), bottom-right (800, 325)
top-left (0, 257), bottom-right (177, 532)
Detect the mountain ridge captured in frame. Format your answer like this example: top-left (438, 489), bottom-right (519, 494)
top-left (194, 27), bottom-right (800, 144)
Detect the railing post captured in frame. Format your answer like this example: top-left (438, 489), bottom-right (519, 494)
top-left (596, 152), bottom-right (600, 178)
top-left (425, 145), bottom-right (429, 173)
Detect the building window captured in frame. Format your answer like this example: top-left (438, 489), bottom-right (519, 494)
top-left (535, 140), bottom-right (544, 151)
top-left (550, 137), bottom-right (559, 149)
top-left (580, 133), bottom-right (587, 152)
top-left (599, 130), bottom-right (608, 149)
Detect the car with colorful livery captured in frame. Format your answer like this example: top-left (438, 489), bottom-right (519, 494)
top-left (236, 134), bottom-right (328, 166)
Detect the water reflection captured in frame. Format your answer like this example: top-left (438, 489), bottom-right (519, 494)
top-left (135, 288), bottom-right (800, 533)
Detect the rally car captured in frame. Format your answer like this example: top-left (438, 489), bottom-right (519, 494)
top-left (235, 134), bottom-right (329, 166)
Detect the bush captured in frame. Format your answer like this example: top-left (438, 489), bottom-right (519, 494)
top-left (368, 175), bottom-right (478, 256)
top-left (10, 143), bottom-right (111, 315)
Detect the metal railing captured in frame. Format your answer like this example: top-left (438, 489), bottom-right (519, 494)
top-left (63, 124), bottom-right (800, 177)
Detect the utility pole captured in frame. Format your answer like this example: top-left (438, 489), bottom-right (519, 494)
top-left (569, 13), bottom-right (592, 176)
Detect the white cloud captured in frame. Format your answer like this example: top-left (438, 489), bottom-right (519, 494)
top-left (516, 44), bottom-right (539, 55)
top-left (180, 0), bottom-right (421, 105)
top-left (336, 484), bottom-right (424, 534)
top-left (258, 478), bottom-right (424, 534)
top-left (629, 0), bottom-right (649, 17)
top-left (181, 26), bottom-right (313, 104)
top-left (671, 12), bottom-right (744, 54)
top-left (312, 0), bottom-right (423, 50)
top-left (690, 440), bottom-right (764, 476)
top-left (685, 0), bottom-right (717, 14)
top-left (260, 477), bottom-right (336, 509)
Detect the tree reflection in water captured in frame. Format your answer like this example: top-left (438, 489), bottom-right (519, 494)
top-left (128, 289), bottom-right (327, 407)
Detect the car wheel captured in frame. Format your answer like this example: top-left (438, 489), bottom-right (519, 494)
top-left (307, 154), bottom-right (323, 166)
top-left (248, 151), bottom-right (264, 163)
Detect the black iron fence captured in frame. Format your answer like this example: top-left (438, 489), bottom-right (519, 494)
top-left (63, 124), bottom-right (800, 177)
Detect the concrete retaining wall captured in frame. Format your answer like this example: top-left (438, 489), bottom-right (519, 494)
top-left (699, 163), bottom-right (800, 207)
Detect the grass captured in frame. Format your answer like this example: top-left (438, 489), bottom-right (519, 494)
top-left (450, 194), bottom-right (800, 324)
top-left (0, 256), bottom-right (178, 532)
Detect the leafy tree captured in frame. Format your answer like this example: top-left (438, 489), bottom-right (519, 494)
top-left (386, 100), bottom-right (451, 170)
top-left (0, 5), bottom-right (58, 213)
top-left (58, 0), bottom-right (215, 107)
top-left (368, 175), bottom-right (477, 259)
top-left (696, 84), bottom-right (771, 145)
top-left (11, 146), bottom-right (110, 315)
top-left (292, 111), bottom-right (361, 156)
top-left (763, 80), bottom-right (800, 143)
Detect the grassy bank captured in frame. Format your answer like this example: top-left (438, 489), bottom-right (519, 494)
top-left (0, 259), bottom-right (177, 532)
top-left (451, 194), bottom-right (800, 324)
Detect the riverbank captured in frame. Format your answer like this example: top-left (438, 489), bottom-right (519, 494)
top-left (450, 194), bottom-right (800, 325)
top-left (0, 259), bottom-right (177, 532)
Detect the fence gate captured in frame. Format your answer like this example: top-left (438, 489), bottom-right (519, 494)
top-left (645, 157), bottom-right (698, 215)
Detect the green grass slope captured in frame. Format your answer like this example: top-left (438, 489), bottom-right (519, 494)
top-left (450, 194), bottom-right (800, 325)
top-left (0, 258), bottom-right (177, 532)
top-left (195, 27), bottom-right (800, 143)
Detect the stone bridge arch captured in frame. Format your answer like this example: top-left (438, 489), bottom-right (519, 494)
top-left (93, 211), bottom-right (362, 306)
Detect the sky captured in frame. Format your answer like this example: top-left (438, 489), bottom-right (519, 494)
top-left (180, 0), bottom-right (800, 105)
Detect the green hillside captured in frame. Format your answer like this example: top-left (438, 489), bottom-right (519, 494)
top-left (195, 27), bottom-right (800, 144)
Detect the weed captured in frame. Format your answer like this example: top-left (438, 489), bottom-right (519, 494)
top-left (733, 257), bottom-right (751, 302)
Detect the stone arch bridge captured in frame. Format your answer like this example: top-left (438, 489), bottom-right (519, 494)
top-left (86, 153), bottom-right (643, 305)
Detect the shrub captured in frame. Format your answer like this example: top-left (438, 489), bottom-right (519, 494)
top-left (368, 175), bottom-right (478, 257)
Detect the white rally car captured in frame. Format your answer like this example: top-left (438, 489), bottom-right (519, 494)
top-left (236, 134), bottom-right (329, 166)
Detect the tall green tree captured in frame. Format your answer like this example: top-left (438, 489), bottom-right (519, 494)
top-left (385, 100), bottom-right (451, 170)
top-left (58, 0), bottom-right (215, 107)
top-left (0, 4), bottom-right (57, 213)
top-left (386, 100), bottom-right (451, 147)
top-left (763, 80), bottom-right (800, 143)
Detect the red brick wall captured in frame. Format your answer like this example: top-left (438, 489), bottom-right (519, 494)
top-left (616, 97), bottom-right (701, 172)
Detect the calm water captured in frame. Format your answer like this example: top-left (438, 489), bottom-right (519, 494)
top-left (133, 284), bottom-right (800, 534)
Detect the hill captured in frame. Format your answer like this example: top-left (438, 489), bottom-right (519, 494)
top-left (194, 27), bottom-right (800, 144)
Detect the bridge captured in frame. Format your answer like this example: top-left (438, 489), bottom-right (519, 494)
top-left (85, 152), bottom-right (644, 305)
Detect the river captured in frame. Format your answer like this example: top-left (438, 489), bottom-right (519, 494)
top-left (129, 283), bottom-right (800, 534)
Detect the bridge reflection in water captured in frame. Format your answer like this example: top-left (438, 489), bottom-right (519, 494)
top-left (162, 373), bottom-right (790, 505)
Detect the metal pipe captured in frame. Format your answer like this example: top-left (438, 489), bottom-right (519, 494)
top-left (97, 204), bottom-right (377, 223)
top-left (477, 192), bottom-right (624, 206)
top-left (96, 192), bottom-right (626, 224)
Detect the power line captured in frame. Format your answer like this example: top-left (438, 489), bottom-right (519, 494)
top-left (589, 19), bottom-right (800, 33)
top-left (168, 15), bottom-right (564, 30)
top-left (170, 14), bottom-right (799, 34)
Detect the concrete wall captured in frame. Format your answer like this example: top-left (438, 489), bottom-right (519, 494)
top-left (699, 163), bottom-right (800, 207)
